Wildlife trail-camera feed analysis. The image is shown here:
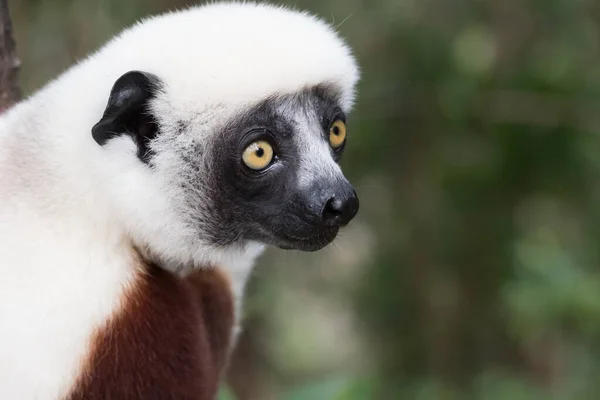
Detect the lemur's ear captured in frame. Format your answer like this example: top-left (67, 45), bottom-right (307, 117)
top-left (92, 70), bottom-right (161, 163)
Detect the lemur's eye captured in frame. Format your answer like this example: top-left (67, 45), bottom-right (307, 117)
top-left (329, 120), bottom-right (346, 149)
top-left (242, 140), bottom-right (274, 170)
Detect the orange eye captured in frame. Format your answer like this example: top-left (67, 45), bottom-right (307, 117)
top-left (329, 120), bottom-right (347, 149)
top-left (242, 140), bottom-right (274, 170)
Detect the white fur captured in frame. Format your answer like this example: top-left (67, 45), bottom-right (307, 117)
top-left (0, 2), bottom-right (359, 398)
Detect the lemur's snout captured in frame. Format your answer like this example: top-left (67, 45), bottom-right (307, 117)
top-left (304, 179), bottom-right (359, 228)
top-left (321, 188), bottom-right (359, 227)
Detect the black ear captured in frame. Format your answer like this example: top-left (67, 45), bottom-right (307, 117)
top-left (92, 70), bottom-right (161, 163)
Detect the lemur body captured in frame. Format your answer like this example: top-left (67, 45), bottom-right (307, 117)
top-left (0, 3), bottom-right (359, 399)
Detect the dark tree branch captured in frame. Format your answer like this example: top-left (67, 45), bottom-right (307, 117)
top-left (0, 0), bottom-right (20, 111)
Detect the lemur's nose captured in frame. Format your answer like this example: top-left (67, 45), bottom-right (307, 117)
top-left (320, 188), bottom-right (359, 227)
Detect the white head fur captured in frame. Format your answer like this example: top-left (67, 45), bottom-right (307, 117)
top-left (1, 1), bottom-right (359, 268)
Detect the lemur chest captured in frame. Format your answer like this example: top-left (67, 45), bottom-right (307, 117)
top-left (64, 264), bottom-right (235, 400)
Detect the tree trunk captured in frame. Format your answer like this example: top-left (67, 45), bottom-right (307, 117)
top-left (0, 0), bottom-right (20, 111)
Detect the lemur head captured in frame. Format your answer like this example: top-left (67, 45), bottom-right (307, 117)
top-left (87, 3), bottom-right (359, 264)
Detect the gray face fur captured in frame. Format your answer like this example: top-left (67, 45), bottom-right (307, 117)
top-left (93, 72), bottom-right (359, 252)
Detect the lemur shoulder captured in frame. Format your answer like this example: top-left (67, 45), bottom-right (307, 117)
top-left (0, 2), bottom-right (360, 399)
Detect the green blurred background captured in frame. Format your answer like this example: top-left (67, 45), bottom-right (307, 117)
top-left (11, 0), bottom-right (600, 399)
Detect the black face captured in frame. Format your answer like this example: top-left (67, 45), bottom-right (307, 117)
top-left (93, 71), bottom-right (359, 252)
top-left (205, 86), bottom-right (359, 251)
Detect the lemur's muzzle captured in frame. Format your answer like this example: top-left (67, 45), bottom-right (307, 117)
top-left (299, 177), bottom-right (359, 229)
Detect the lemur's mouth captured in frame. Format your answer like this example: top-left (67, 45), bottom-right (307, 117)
top-left (277, 227), bottom-right (339, 252)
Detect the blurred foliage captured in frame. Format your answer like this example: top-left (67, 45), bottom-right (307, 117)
top-left (11, 0), bottom-right (600, 398)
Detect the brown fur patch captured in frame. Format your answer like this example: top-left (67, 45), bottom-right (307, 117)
top-left (185, 267), bottom-right (235, 372)
top-left (65, 260), bottom-right (235, 400)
